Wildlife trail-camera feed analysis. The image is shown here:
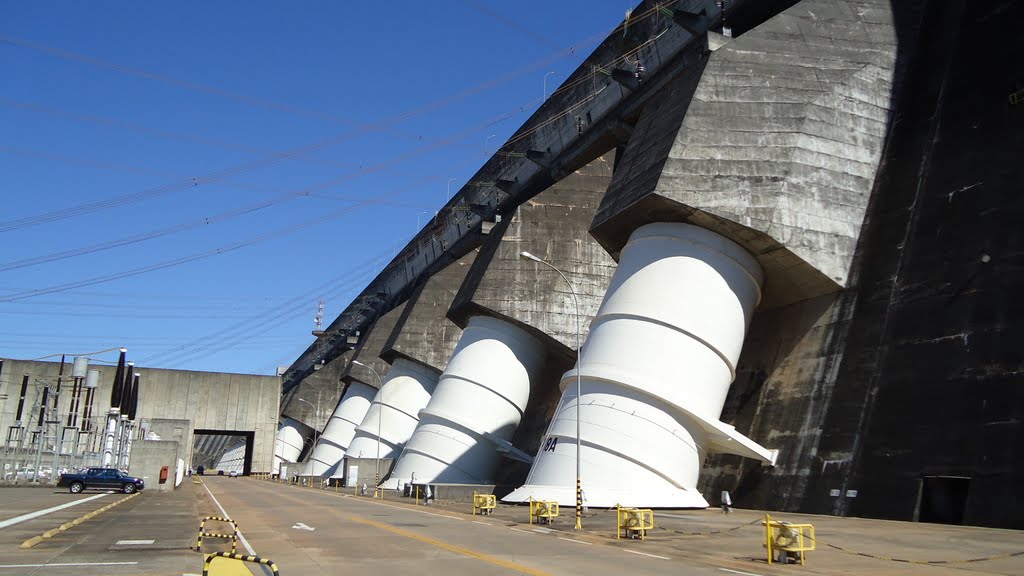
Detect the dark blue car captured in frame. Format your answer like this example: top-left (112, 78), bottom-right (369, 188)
top-left (58, 467), bottom-right (145, 494)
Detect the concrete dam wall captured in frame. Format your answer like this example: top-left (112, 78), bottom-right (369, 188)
top-left (276, 0), bottom-right (1024, 529)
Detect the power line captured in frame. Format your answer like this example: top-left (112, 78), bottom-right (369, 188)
top-left (0, 199), bottom-right (368, 303)
top-left (0, 34), bottom-right (367, 127)
top-left (0, 97), bottom-right (367, 172)
top-left (461, 0), bottom-right (565, 51)
top-left (0, 26), bottom-right (598, 234)
top-left (142, 249), bottom-right (390, 368)
top-left (0, 126), bottom-right (488, 271)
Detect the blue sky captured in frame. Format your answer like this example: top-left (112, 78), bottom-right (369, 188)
top-left (0, 2), bottom-right (632, 374)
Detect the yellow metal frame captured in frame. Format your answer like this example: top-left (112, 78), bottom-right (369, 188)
top-left (529, 498), bottom-right (560, 525)
top-left (473, 491), bottom-right (497, 515)
top-left (203, 552), bottom-right (279, 576)
top-left (764, 513), bottom-right (815, 566)
top-left (616, 505), bottom-right (655, 540)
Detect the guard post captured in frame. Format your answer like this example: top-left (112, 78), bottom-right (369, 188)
top-left (616, 505), bottom-right (655, 540)
top-left (529, 497), bottom-right (560, 525)
top-left (473, 491), bottom-right (496, 516)
top-left (764, 513), bottom-right (815, 565)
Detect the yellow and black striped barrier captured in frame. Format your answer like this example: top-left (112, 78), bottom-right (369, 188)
top-left (196, 516), bottom-right (238, 554)
top-left (203, 552), bottom-right (279, 576)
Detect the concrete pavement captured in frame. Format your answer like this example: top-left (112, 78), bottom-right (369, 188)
top-left (237, 477), bottom-right (1024, 576)
top-left (0, 480), bottom-right (226, 575)
top-left (1, 477), bottom-right (1022, 575)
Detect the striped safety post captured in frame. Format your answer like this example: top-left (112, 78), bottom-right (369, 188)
top-left (576, 478), bottom-right (583, 529)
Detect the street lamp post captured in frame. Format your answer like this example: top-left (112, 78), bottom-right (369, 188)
top-left (294, 397), bottom-right (321, 471)
top-left (519, 251), bottom-right (583, 530)
top-left (447, 177), bottom-right (460, 202)
top-left (543, 71), bottom-right (556, 101)
top-left (352, 360), bottom-right (383, 498)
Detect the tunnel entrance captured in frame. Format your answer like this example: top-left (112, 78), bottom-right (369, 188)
top-left (917, 475), bottom-right (971, 525)
top-left (192, 429), bottom-right (255, 476)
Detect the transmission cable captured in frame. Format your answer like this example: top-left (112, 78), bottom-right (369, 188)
top-left (141, 247), bottom-right (390, 368)
top-left (0, 25), bottom-right (611, 234)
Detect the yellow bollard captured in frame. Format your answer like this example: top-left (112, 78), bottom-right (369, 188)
top-left (764, 513), bottom-right (815, 565)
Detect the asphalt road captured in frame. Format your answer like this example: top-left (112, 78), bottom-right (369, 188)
top-left (202, 476), bottom-right (727, 576)
top-left (0, 484), bottom-right (200, 575)
top-left (3, 478), bottom-right (1021, 575)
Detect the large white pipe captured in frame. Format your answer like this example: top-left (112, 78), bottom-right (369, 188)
top-left (272, 417), bottom-right (304, 475)
top-left (347, 358), bottom-right (439, 485)
top-left (388, 316), bottom-right (545, 485)
top-left (216, 441), bottom-right (246, 473)
top-left (505, 223), bottom-right (772, 508)
top-left (306, 381), bottom-right (376, 477)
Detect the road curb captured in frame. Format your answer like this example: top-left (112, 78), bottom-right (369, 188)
top-left (20, 492), bottom-right (141, 549)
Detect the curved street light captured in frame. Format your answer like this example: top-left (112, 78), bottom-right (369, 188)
top-left (293, 397), bottom-right (321, 452)
top-left (447, 177), bottom-right (460, 202)
top-left (352, 360), bottom-right (384, 498)
top-left (543, 71), bottom-right (557, 101)
top-left (519, 250), bottom-right (583, 530)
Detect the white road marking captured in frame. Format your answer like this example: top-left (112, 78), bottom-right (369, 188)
top-left (623, 549), bottom-right (670, 560)
top-left (532, 527), bottom-right (552, 534)
top-left (201, 482), bottom-right (256, 555)
top-left (509, 527), bottom-right (531, 534)
top-left (720, 568), bottom-right (765, 576)
top-left (0, 493), bottom-right (108, 529)
top-left (291, 522), bottom-right (315, 531)
top-left (115, 539), bottom-right (155, 545)
top-left (0, 562), bottom-right (137, 569)
top-left (472, 520), bottom-right (491, 525)
top-left (558, 537), bottom-right (592, 545)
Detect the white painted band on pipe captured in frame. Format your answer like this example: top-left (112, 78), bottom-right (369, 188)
top-left (506, 223), bottom-right (767, 508)
top-left (272, 417), bottom-right (304, 475)
top-left (389, 315), bottom-right (545, 485)
top-left (347, 358), bottom-right (439, 469)
top-left (306, 381), bottom-right (376, 477)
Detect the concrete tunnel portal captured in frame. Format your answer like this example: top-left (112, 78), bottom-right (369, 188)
top-left (193, 429), bottom-right (254, 476)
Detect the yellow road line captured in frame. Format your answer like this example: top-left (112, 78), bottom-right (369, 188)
top-left (350, 515), bottom-right (553, 576)
top-left (20, 492), bottom-right (140, 549)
